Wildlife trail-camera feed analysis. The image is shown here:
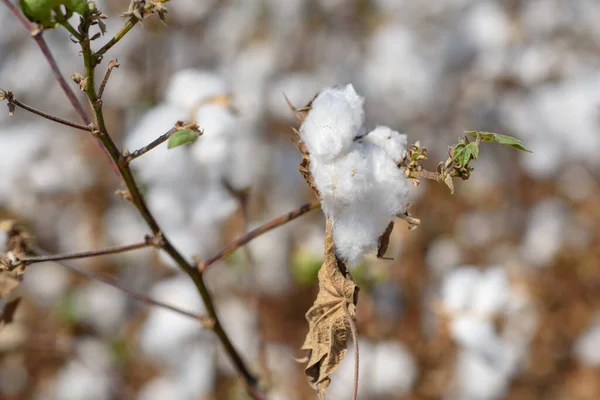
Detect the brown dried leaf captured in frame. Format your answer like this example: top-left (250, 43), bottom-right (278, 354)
top-left (0, 297), bottom-right (21, 332)
top-left (301, 219), bottom-right (358, 396)
top-left (377, 221), bottom-right (395, 259)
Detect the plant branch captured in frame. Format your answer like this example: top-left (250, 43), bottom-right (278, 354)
top-left (76, 16), bottom-right (265, 398)
top-left (2, 91), bottom-right (92, 132)
top-left (93, 17), bottom-right (137, 65)
top-left (199, 199), bottom-right (321, 271)
top-left (98, 60), bottom-right (119, 99)
top-left (18, 238), bottom-right (154, 265)
top-left (124, 126), bottom-right (178, 162)
top-left (26, 245), bottom-right (213, 327)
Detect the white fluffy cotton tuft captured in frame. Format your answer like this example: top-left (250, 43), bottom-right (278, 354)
top-left (299, 84), bottom-right (411, 265)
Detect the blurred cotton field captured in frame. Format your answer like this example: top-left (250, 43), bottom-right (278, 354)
top-left (1, 0), bottom-right (600, 399)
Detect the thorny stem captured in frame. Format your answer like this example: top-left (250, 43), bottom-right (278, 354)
top-left (343, 302), bottom-right (359, 400)
top-left (76, 15), bottom-right (264, 398)
top-left (0, 0), bottom-right (122, 177)
top-left (5, 95), bottom-right (93, 132)
top-left (26, 245), bottom-right (213, 327)
top-left (199, 200), bottom-right (321, 271)
top-left (93, 18), bottom-right (137, 66)
top-left (18, 239), bottom-right (154, 264)
top-left (125, 127), bottom-right (177, 162)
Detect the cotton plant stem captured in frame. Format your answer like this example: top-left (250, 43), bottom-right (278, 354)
top-left (6, 96), bottom-right (92, 132)
top-left (92, 17), bottom-right (137, 65)
top-left (200, 200), bottom-right (321, 271)
top-left (0, 0), bottom-right (121, 177)
top-left (19, 240), bottom-right (153, 264)
top-left (125, 127), bottom-right (177, 162)
top-left (27, 245), bottom-right (212, 326)
top-left (76, 22), bottom-right (264, 398)
top-left (97, 60), bottom-right (119, 99)
top-left (343, 302), bottom-right (359, 400)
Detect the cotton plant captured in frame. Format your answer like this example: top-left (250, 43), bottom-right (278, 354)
top-left (286, 84), bottom-right (530, 397)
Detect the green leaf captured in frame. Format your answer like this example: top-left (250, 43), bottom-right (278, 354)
top-left (62, 0), bottom-right (87, 15)
top-left (452, 142), bottom-right (479, 167)
top-left (465, 131), bottom-right (532, 152)
top-left (167, 129), bottom-right (199, 149)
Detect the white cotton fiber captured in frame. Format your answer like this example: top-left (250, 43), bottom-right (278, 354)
top-left (300, 84), bottom-right (412, 265)
top-left (311, 144), bottom-right (371, 217)
top-left (300, 84), bottom-right (365, 161)
top-left (362, 125), bottom-right (408, 164)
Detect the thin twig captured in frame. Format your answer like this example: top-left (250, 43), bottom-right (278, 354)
top-left (93, 17), bottom-right (137, 65)
top-left (406, 169), bottom-right (443, 182)
top-left (343, 302), bottom-right (359, 400)
top-left (19, 239), bottom-right (154, 264)
top-left (6, 95), bottom-right (92, 132)
top-left (27, 245), bottom-right (213, 327)
top-left (199, 200), bottom-right (321, 271)
top-left (98, 60), bottom-right (119, 100)
top-left (125, 127), bottom-right (178, 162)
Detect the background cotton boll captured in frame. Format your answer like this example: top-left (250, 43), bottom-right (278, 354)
top-left (222, 133), bottom-right (270, 191)
top-left (362, 125), bottom-right (408, 164)
top-left (216, 298), bottom-right (258, 376)
top-left (326, 339), bottom-right (374, 399)
top-left (138, 276), bottom-right (208, 365)
top-left (72, 281), bottom-right (128, 336)
top-left (53, 360), bottom-right (112, 400)
top-left (146, 186), bottom-right (187, 230)
top-left (574, 315), bottom-right (600, 366)
top-left (441, 267), bottom-right (480, 314)
top-left (454, 350), bottom-right (510, 400)
top-left (191, 104), bottom-right (237, 166)
top-left (157, 228), bottom-right (204, 270)
top-left (471, 267), bottom-right (509, 316)
top-left (371, 341), bottom-right (418, 396)
top-left (450, 315), bottom-right (503, 360)
top-left (300, 84), bottom-right (365, 161)
top-left (22, 263), bottom-right (71, 306)
top-left (164, 69), bottom-right (226, 111)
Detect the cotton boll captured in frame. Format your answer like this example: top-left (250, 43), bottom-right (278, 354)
top-left (300, 84), bottom-right (365, 161)
top-left (454, 350), bottom-right (509, 400)
top-left (216, 298), bottom-right (258, 376)
top-left (450, 315), bottom-right (503, 361)
top-left (371, 341), bottom-right (418, 396)
top-left (165, 69), bottom-right (226, 111)
top-left (53, 360), bottom-right (112, 400)
top-left (471, 267), bottom-right (509, 317)
top-left (574, 316), bottom-right (600, 366)
top-left (362, 125), bottom-right (408, 164)
top-left (22, 263), bottom-right (71, 306)
top-left (146, 186), bottom-right (187, 231)
top-left (191, 104), bottom-right (237, 170)
top-left (441, 267), bottom-right (480, 314)
top-left (521, 199), bottom-right (567, 268)
top-left (138, 276), bottom-right (208, 365)
top-left (72, 282), bottom-right (128, 336)
top-left (137, 377), bottom-right (180, 400)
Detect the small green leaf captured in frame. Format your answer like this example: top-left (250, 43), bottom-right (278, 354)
top-left (465, 131), bottom-right (532, 152)
top-left (452, 142), bottom-right (479, 167)
top-left (167, 129), bottom-right (199, 149)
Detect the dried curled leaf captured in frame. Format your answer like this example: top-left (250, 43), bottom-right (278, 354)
top-left (301, 219), bottom-right (358, 397)
top-left (0, 298), bottom-right (21, 333)
top-left (377, 220), bottom-right (394, 259)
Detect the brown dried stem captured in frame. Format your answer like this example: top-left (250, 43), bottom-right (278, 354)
top-left (97, 60), bottom-right (119, 100)
top-left (199, 199), bottom-right (321, 271)
top-left (26, 245), bottom-right (212, 327)
top-left (343, 301), bottom-right (359, 400)
top-left (17, 239), bottom-right (154, 265)
top-left (2, 92), bottom-right (92, 132)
